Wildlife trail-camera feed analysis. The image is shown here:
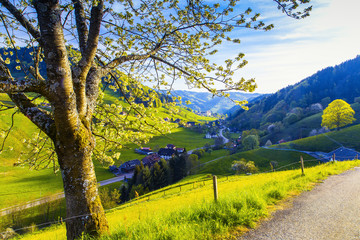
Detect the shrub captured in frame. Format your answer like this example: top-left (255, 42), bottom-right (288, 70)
top-left (284, 113), bottom-right (299, 125)
top-left (232, 159), bottom-right (258, 174)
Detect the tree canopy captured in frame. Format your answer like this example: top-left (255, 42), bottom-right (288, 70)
top-left (321, 99), bottom-right (356, 130)
top-left (242, 134), bottom-right (259, 150)
top-left (0, 0), bottom-right (312, 239)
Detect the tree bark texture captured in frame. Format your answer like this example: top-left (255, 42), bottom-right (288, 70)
top-left (33, 1), bottom-right (109, 239)
top-left (56, 125), bottom-right (108, 240)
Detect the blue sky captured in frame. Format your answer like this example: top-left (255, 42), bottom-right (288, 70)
top-left (179, 0), bottom-right (360, 94)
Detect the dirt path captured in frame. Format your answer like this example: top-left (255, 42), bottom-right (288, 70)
top-left (239, 167), bottom-right (360, 240)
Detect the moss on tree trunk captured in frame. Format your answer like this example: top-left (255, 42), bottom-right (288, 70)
top-left (56, 126), bottom-right (109, 240)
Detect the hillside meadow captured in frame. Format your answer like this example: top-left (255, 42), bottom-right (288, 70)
top-left (19, 160), bottom-right (360, 240)
top-left (198, 148), bottom-right (317, 175)
top-left (0, 93), bottom-right (215, 209)
top-left (274, 124), bottom-right (360, 152)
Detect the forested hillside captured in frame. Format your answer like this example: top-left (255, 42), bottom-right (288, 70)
top-left (228, 55), bottom-right (360, 139)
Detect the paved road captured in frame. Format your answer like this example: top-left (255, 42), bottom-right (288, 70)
top-left (239, 167), bottom-right (360, 240)
top-left (219, 128), bottom-right (229, 144)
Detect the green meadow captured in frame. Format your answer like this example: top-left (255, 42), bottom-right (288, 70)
top-left (198, 148), bottom-right (317, 176)
top-left (19, 160), bottom-right (360, 240)
top-left (275, 124), bottom-right (360, 152)
top-left (0, 92), bottom-right (215, 209)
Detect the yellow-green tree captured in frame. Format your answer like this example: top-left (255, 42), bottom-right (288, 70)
top-left (321, 99), bottom-right (356, 130)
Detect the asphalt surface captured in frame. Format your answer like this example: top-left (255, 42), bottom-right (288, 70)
top-left (239, 167), bottom-right (360, 240)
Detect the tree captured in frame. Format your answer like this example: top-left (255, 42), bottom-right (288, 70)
top-left (0, 0), bottom-right (311, 239)
top-left (158, 158), bottom-right (171, 188)
top-left (241, 129), bottom-right (259, 140)
top-left (169, 154), bottom-right (187, 182)
top-left (187, 153), bottom-right (199, 172)
top-left (321, 99), bottom-right (356, 130)
top-left (231, 159), bottom-right (258, 174)
top-left (151, 162), bottom-right (162, 190)
top-left (215, 136), bottom-right (225, 146)
top-left (243, 135), bottom-right (259, 150)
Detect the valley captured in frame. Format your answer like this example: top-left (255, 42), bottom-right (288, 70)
top-left (0, 1), bottom-right (359, 239)
top-left (2, 55), bottom-right (360, 239)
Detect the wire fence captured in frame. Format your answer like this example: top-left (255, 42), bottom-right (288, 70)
top-left (1, 152), bottom-right (359, 236)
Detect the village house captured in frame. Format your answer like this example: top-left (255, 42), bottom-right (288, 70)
top-left (176, 148), bottom-right (185, 154)
top-left (166, 144), bottom-right (176, 149)
top-left (135, 147), bottom-right (153, 155)
top-left (119, 159), bottom-right (141, 173)
top-left (211, 132), bottom-right (218, 138)
top-left (142, 153), bottom-right (161, 167)
top-left (158, 148), bottom-right (176, 160)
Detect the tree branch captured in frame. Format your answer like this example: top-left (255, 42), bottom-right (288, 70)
top-left (9, 93), bottom-right (56, 140)
top-left (104, 46), bottom-right (162, 71)
top-left (0, 0), bottom-right (42, 45)
top-left (0, 110), bottom-right (16, 152)
top-left (73, 0), bottom-right (104, 118)
top-left (0, 56), bottom-right (46, 94)
top-left (72, 0), bottom-right (88, 54)
top-left (0, 56), bottom-right (55, 139)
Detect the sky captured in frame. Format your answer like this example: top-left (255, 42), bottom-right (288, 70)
top-left (178, 0), bottom-right (360, 94)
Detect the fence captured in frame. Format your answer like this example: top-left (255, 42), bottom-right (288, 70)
top-left (1, 152), bottom-right (357, 236)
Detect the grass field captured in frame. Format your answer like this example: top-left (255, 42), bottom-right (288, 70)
top-left (198, 148), bottom-right (317, 176)
top-left (0, 127), bottom-right (213, 209)
top-left (19, 160), bottom-right (360, 240)
top-left (0, 91), bottom-right (215, 209)
top-left (274, 124), bottom-right (360, 152)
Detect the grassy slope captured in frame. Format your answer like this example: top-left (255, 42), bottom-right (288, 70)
top-left (274, 123), bottom-right (360, 152)
top-left (198, 148), bottom-right (316, 176)
top-left (21, 160), bottom-right (360, 240)
top-left (0, 93), bottom-right (215, 209)
top-left (260, 102), bottom-right (360, 144)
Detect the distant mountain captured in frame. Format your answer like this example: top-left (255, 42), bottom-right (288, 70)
top-left (172, 90), bottom-right (262, 114)
top-left (227, 55), bottom-right (360, 138)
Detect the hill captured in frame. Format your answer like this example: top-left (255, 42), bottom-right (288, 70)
top-left (227, 55), bottom-right (360, 143)
top-left (18, 161), bottom-right (360, 240)
top-left (0, 90), bottom-right (215, 209)
top-left (273, 123), bottom-right (360, 153)
top-left (172, 90), bottom-right (261, 114)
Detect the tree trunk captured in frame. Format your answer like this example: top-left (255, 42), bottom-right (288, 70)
top-left (56, 128), bottom-right (109, 240)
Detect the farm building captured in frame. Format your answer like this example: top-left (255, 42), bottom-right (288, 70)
top-left (158, 148), bottom-right (176, 160)
top-left (142, 153), bottom-right (161, 167)
top-left (119, 159), bottom-right (141, 173)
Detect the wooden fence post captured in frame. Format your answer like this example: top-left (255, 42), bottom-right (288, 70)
top-left (300, 155), bottom-right (305, 176)
top-left (333, 153), bottom-right (336, 162)
top-left (213, 175), bottom-right (218, 201)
